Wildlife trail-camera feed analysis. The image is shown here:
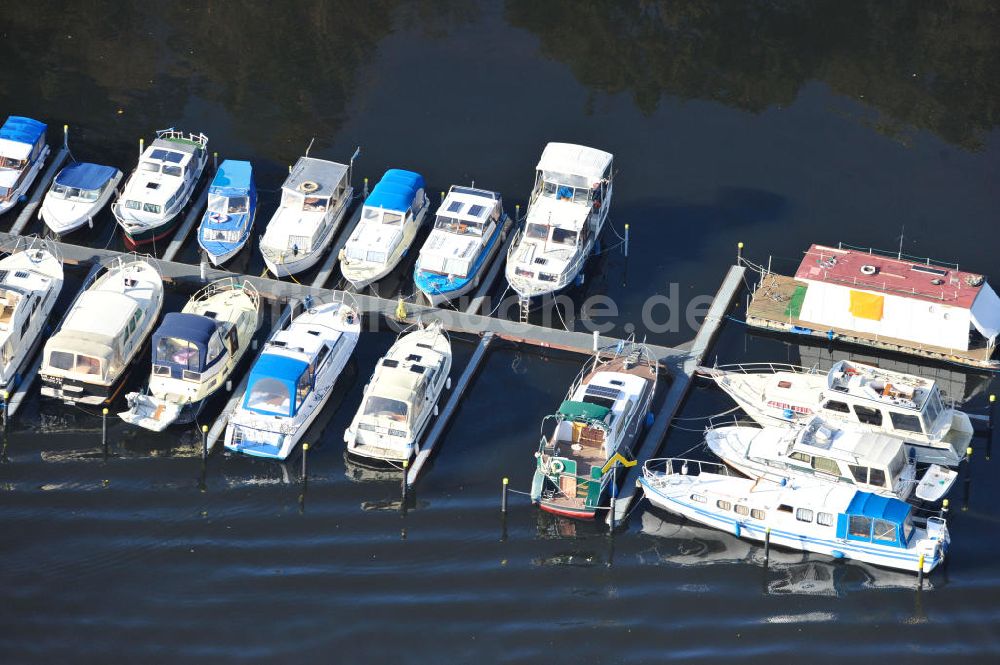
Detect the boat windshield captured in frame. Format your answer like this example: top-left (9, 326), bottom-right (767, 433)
top-left (434, 215), bottom-right (483, 236)
top-left (540, 180), bottom-right (591, 204)
top-left (0, 156), bottom-right (26, 169)
top-left (526, 223), bottom-right (548, 240)
top-left (0, 185), bottom-right (8, 198)
top-left (50, 183), bottom-right (100, 202)
top-left (382, 211), bottom-right (402, 226)
top-left (302, 196), bottom-right (329, 212)
top-left (246, 377), bottom-right (292, 416)
top-left (47, 350), bottom-right (104, 377)
top-left (154, 336), bottom-right (201, 371)
top-left (363, 395), bottom-right (409, 422)
top-left (551, 228), bottom-right (578, 246)
top-left (208, 193), bottom-right (249, 214)
top-left (923, 390), bottom-right (943, 428)
top-left (141, 161), bottom-right (160, 173)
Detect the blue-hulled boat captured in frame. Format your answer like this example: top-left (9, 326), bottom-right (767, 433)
top-left (40, 162), bottom-right (123, 235)
top-left (413, 186), bottom-right (507, 306)
top-left (0, 116), bottom-right (50, 215)
top-left (197, 160), bottom-right (257, 265)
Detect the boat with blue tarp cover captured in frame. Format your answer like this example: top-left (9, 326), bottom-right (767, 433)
top-left (197, 160), bottom-right (257, 266)
top-left (119, 278), bottom-right (260, 431)
top-left (340, 169), bottom-right (429, 289)
top-left (40, 162), bottom-right (122, 235)
top-left (225, 294), bottom-right (360, 459)
top-left (640, 457), bottom-right (950, 574)
top-left (414, 185), bottom-right (507, 306)
top-left (0, 116), bottom-right (50, 215)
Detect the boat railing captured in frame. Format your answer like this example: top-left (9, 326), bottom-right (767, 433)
top-left (835, 242), bottom-right (960, 271)
top-left (189, 276), bottom-right (260, 312)
top-left (5, 234), bottom-right (62, 264)
top-left (155, 128), bottom-right (209, 150)
top-left (707, 362), bottom-right (822, 376)
top-left (643, 457), bottom-right (735, 481)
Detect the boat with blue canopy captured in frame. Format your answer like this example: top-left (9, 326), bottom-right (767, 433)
top-left (225, 294), bottom-right (360, 459)
top-left (340, 169), bottom-right (429, 288)
top-left (640, 457), bottom-right (951, 574)
top-left (197, 160), bottom-right (257, 266)
top-left (40, 162), bottom-right (122, 235)
top-left (0, 116), bottom-right (50, 215)
top-left (414, 185), bottom-right (507, 306)
top-left (120, 278), bottom-right (260, 431)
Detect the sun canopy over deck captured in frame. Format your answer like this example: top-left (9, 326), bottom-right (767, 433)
top-left (366, 169), bottom-right (425, 212)
top-left (558, 400), bottom-right (610, 423)
top-left (0, 116), bottom-right (46, 160)
top-left (210, 160), bottom-right (254, 198)
top-left (55, 163), bottom-right (117, 191)
top-left (536, 142), bottom-right (612, 187)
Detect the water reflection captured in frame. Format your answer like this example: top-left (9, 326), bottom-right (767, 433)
top-left (506, 0), bottom-right (998, 149)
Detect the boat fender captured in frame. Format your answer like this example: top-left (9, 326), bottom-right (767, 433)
top-left (209, 211), bottom-right (229, 223)
top-left (446, 376), bottom-right (452, 390)
top-left (860, 264), bottom-right (877, 275)
top-left (830, 550), bottom-right (845, 559)
top-left (733, 523), bottom-right (741, 538)
top-left (783, 408), bottom-right (795, 420)
top-left (550, 459), bottom-right (565, 474)
top-left (645, 412), bottom-right (654, 427)
top-left (299, 180), bottom-right (319, 193)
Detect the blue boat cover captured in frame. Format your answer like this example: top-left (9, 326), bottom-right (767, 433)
top-left (55, 163), bottom-right (117, 191)
top-left (0, 116), bottom-right (46, 147)
top-left (152, 313), bottom-right (219, 371)
top-left (243, 353), bottom-right (309, 415)
top-left (844, 491), bottom-right (910, 524)
top-left (210, 160), bottom-right (254, 198)
top-left (365, 169), bottom-right (424, 212)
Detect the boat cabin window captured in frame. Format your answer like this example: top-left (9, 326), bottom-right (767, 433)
top-left (717, 500), bottom-right (731, 510)
top-left (540, 180), bottom-right (591, 205)
top-left (796, 508), bottom-right (814, 522)
top-left (750, 509), bottom-right (766, 520)
top-left (143, 203), bottom-right (162, 214)
top-left (849, 464), bottom-right (868, 484)
top-left (208, 193), bottom-right (249, 214)
top-left (924, 391), bottom-right (943, 425)
top-left (789, 451), bottom-right (811, 465)
top-left (822, 400), bottom-right (850, 413)
top-left (125, 200), bottom-right (142, 210)
top-left (812, 456), bottom-right (840, 475)
top-left (872, 519), bottom-right (897, 543)
top-left (363, 396), bottom-right (408, 422)
top-left (526, 223), bottom-right (548, 240)
top-left (690, 494), bottom-right (707, 503)
top-left (551, 228), bottom-right (578, 246)
top-left (0, 185), bottom-right (9, 198)
top-left (853, 405), bottom-right (883, 426)
top-left (849, 464), bottom-right (888, 488)
top-left (734, 505), bottom-right (749, 516)
top-left (0, 156), bottom-right (25, 169)
top-left (434, 215), bottom-right (483, 236)
top-left (778, 504), bottom-right (793, 513)
top-left (206, 333), bottom-right (225, 365)
top-left (48, 350), bottom-right (103, 376)
top-left (51, 183), bottom-right (100, 202)
top-left (302, 196), bottom-right (329, 212)
top-left (817, 512), bottom-right (834, 526)
top-left (869, 468), bottom-right (886, 488)
top-left (848, 515), bottom-right (872, 540)
top-left (156, 337), bottom-right (201, 371)
top-left (890, 411), bottom-right (923, 434)
top-left (246, 378), bottom-right (292, 415)
top-left (296, 371), bottom-right (312, 408)
top-left (141, 161), bottom-right (160, 173)
top-left (382, 211), bottom-right (402, 226)
top-left (162, 164), bottom-right (183, 177)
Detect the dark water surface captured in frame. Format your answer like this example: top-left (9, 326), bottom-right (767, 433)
top-left (1, 2), bottom-right (999, 662)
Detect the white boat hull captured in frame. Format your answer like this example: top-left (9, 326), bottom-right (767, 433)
top-left (0, 145), bottom-right (49, 215)
top-left (40, 171), bottom-right (122, 235)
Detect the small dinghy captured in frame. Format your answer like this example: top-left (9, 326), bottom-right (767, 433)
top-left (340, 169), bottom-right (429, 289)
top-left (344, 321), bottom-right (451, 463)
top-left (40, 162), bottom-right (122, 236)
top-left (113, 128), bottom-right (209, 247)
top-left (414, 185), bottom-right (507, 306)
top-left (531, 339), bottom-right (657, 519)
top-left (119, 278), bottom-right (261, 431)
top-left (225, 295), bottom-right (360, 460)
top-left (197, 160), bottom-right (257, 266)
top-left (0, 240), bottom-right (64, 399)
top-left (640, 457), bottom-right (951, 575)
top-left (40, 256), bottom-right (163, 405)
top-left (0, 116), bottom-right (49, 215)
top-left (260, 151), bottom-right (356, 277)
top-left (706, 417), bottom-right (958, 503)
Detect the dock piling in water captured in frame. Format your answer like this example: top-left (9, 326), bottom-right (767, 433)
top-left (501, 477), bottom-right (508, 514)
top-left (101, 407), bottom-right (108, 449)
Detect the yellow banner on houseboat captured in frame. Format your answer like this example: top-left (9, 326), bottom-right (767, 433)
top-left (849, 290), bottom-right (884, 320)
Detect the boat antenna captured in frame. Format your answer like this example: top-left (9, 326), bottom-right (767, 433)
top-left (305, 137), bottom-right (316, 157)
top-left (897, 225), bottom-right (905, 260)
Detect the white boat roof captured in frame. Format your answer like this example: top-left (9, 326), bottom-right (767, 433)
top-left (283, 156), bottom-right (349, 198)
top-left (0, 138), bottom-right (32, 161)
top-left (536, 143), bottom-right (612, 183)
top-left (438, 188), bottom-right (498, 223)
top-left (62, 291), bottom-right (138, 337)
top-left (794, 420), bottom-right (902, 468)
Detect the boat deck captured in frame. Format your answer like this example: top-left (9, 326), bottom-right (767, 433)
top-left (746, 272), bottom-right (996, 369)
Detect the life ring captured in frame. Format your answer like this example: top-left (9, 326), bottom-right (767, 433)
top-left (549, 459), bottom-right (565, 474)
top-left (209, 211), bottom-right (229, 223)
top-left (860, 264), bottom-right (876, 275)
top-left (298, 180), bottom-right (320, 193)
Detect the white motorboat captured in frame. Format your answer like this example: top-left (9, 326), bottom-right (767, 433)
top-left (0, 240), bottom-right (64, 397)
top-left (699, 360), bottom-right (973, 466)
top-left (260, 152), bottom-right (356, 277)
top-left (530, 339), bottom-right (658, 519)
top-left (706, 417), bottom-right (957, 502)
top-left (0, 116), bottom-right (49, 215)
top-left (340, 169), bottom-right (429, 289)
top-left (413, 185), bottom-right (507, 306)
top-left (40, 256), bottom-right (164, 405)
top-left (39, 163), bottom-right (122, 235)
top-left (640, 457), bottom-right (950, 574)
top-left (505, 142), bottom-right (613, 299)
top-left (225, 296), bottom-right (360, 460)
top-left (119, 278), bottom-right (261, 431)
top-left (344, 321), bottom-right (451, 463)
top-left (112, 128), bottom-right (209, 248)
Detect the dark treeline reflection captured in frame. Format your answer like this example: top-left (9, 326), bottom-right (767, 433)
top-left (0, 1), bottom-right (995, 152)
top-left (506, 0), bottom-right (999, 149)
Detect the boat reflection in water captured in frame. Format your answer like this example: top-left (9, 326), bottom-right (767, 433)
top-left (639, 510), bottom-right (935, 593)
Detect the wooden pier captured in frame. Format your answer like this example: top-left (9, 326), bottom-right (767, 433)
top-left (160, 161), bottom-right (215, 262)
top-left (311, 201), bottom-right (364, 288)
top-left (9, 126), bottom-right (72, 236)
